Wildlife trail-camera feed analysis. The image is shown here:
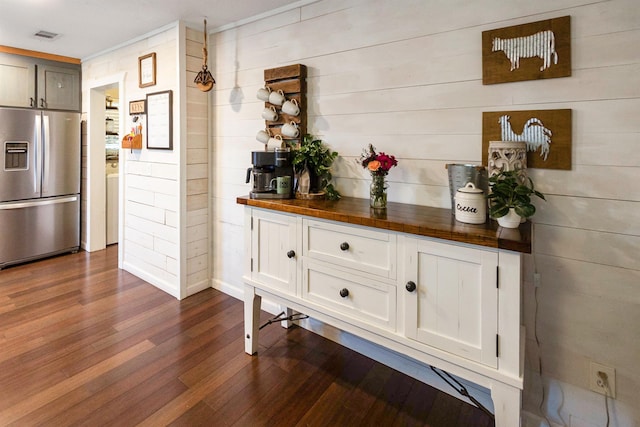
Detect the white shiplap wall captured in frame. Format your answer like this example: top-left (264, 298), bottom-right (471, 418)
top-left (82, 25), bottom-right (183, 298)
top-left (210, 0), bottom-right (640, 425)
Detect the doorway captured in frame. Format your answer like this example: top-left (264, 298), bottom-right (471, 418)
top-left (104, 87), bottom-right (119, 246)
top-left (86, 74), bottom-right (125, 268)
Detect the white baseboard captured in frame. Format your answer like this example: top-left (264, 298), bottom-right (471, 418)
top-left (123, 261), bottom-right (179, 299)
top-left (211, 278), bottom-right (244, 301)
top-left (186, 278), bottom-right (210, 298)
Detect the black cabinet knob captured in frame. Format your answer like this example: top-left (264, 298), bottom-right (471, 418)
top-left (340, 242), bottom-right (349, 251)
top-left (405, 281), bottom-right (417, 292)
top-left (287, 250), bottom-right (295, 259)
top-left (339, 288), bottom-right (349, 298)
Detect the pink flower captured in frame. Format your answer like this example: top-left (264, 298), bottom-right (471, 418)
top-left (376, 152), bottom-right (397, 171)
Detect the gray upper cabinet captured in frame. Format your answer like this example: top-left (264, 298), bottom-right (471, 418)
top-left (0, 54), bottom-right (36, 108)
top-left (0, 53), bottom-right (80, 111)
top-left (38, 64), bottom-right (80, 111)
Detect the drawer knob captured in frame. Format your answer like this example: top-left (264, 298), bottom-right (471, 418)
top-left (339, 288), bottom-right (349, 298)
top-left (405, 281), bottom-right (417, 292)
top-left (340, 242), bottom-right (350, 251)
top-left (287, 250), bottom-right (296, 259)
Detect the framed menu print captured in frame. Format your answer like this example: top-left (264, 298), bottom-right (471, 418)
top-left (146, 90), bottom-right (173, 150)
top-left (138, 52), bottom-right (156, 88)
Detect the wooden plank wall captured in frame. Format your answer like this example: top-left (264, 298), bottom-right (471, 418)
top-left (185, 27), bottom-right (210, 296)
top-left (209, 0), bottom-right (639, 424)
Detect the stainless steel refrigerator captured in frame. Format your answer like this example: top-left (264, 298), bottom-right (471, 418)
top-left (0, 107), bottom-right (80, 269)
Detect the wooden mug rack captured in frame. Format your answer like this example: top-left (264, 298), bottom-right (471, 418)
top-left (262, 64), bottom-right (307, 147)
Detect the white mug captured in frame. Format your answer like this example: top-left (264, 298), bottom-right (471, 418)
top-left (268, 134), bottom-right (283, 148)
top-left (256, 86), bottom-right (271, 101)
top-left (281, 121), bottom-right (299, 138)
top-left (281, 99), bottom-right (300, 116)
top-left (256, 128), bottom-right (270, 144)
top-left (261, 106), bottom-right (278, 121)
top-left (268, 89), bottom-right (285, 106)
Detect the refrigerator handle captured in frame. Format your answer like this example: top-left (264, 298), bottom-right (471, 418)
top-left (0, 195), bottom-right (78, 210)
top-left (43, 114), bottom-right (50, 193)
top-left (34, 114), bottom-right (41, 193)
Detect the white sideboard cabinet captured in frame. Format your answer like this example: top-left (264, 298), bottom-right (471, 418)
top-left (238, 196), bottom-right (530, 427)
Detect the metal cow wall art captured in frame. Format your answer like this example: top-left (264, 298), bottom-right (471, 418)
top-left (491, 30), bottom-right (558, 72)
top-left (482, 16), bottom-right (571, 84)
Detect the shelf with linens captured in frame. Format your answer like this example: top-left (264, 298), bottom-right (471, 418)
top-left (105, 105), bottom-right (120, 158)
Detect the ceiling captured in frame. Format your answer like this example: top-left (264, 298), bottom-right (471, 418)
top-left (0, 0), bottom-right (309, 60)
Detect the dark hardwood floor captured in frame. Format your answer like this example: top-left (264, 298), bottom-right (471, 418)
top-left (0, 246), bottom-right (494, 426)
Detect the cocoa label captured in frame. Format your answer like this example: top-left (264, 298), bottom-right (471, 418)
top-left (456, 204), bottom-right (478, 213)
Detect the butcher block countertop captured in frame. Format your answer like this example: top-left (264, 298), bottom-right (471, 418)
top-left (237, 196), bottom-right (531, 254)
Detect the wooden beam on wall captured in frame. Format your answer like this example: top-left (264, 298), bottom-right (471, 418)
top-left (0, 45), bottom-right (81, 64)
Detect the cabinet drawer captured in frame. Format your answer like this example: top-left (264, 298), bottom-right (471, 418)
top-left (303, 219), bottom-right (396, 279)
top-left (302, 260), bottom-right (396, 331)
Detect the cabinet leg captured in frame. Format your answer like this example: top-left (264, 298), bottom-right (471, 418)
top-left (280, 306), bottom-right (294, 329)
top-left (490, 382), bottom-right (522, 427)
top-left (244, 285), bottom-right (261, 355)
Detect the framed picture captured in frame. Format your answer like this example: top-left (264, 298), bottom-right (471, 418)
top-left (146, 90), bottom-right (173, 150)
top-left (138, 52), bottom-right (156, 88)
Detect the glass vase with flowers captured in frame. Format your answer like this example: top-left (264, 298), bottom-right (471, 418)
top-left (359, 144), bottom-right (398, 210)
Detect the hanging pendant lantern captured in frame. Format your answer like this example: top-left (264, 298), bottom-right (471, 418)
top-left (194, 18), bottom-right (215, 92)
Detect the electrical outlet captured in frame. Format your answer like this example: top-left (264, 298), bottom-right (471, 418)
top-left (589, 362), bottom-right (616, 398)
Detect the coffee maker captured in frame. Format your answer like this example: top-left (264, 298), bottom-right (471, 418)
top-left (246, 148), bottom-right (294, 199)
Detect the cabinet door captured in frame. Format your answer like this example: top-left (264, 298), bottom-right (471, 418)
top-left (251, 210), bottom-right (299, 295)
top-left (0, 54), bottom-right (35, 108)
top-left (403, 238), bottom-right (498, 367)
top-left (38, 64), bottom-right (80, 111)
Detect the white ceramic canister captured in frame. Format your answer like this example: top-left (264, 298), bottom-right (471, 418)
top-left (454, 182), bottom-right (486, 224)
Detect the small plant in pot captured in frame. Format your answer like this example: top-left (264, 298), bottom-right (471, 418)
top-left (291, 134), bottom-right (340, 200)
top-left (487, 169), bottom-right (545, 228)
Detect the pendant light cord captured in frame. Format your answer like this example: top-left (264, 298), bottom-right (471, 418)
top-left (202, 19), bottom-right (208, 68)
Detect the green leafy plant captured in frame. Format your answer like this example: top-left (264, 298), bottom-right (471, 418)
top-left (291, 134), bottom-right (340, 200)
top-left (487, 169), bottom-right (545, 219)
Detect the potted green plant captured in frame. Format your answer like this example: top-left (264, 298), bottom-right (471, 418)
top-left (291, 134), bottom-right (340, 200)
top-left (487, 169), bottom-right (545, 228)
